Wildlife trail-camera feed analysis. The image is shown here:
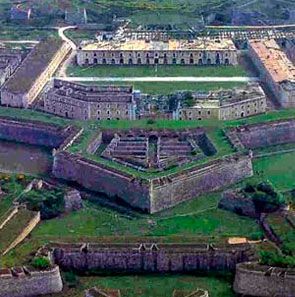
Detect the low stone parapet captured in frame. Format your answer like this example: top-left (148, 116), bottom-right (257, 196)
top-left (234, 262), bottom-right (295, 297)
top-left (0, 265), bottom-right (63, 297)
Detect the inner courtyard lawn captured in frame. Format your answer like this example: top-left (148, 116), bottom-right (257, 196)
top-left (66, 65), bottom-right (248, 78)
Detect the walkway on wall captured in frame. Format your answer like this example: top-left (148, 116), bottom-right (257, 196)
top-left (55, 76), bottom-right (259, 83)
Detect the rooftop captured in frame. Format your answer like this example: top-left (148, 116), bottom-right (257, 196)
top-left (80, 38), bottom-right (237, 52)
top-left (183, 83), bottom-right (265, 109)
top-left (249, 39), bottom-right (295, 83)
top-left (2, 38), bottom-right (65, 95)
top-left (49, 79), bottom-right (134, 103)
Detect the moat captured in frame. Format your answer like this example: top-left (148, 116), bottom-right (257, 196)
top-left (0, 140), bottom-right (52, 175)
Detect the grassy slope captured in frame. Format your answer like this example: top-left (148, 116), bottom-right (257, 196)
top-left (252, 151), bottom-right (295, 192)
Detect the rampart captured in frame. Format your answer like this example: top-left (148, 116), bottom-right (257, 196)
top-left (0, 266), bottom-right (63, 297)
top-left (0, 117), bottom-right (82, 149)
top-left (51, 242), bottom-right (254, 273)
top-left (53, 151), bottom-right (253, 213)
top-left (53, 151), bottom-right (151, 212)
top-left (234, 262), bottom-right (295, 297)
top-left (149, 153), bottom-right (253, 212)
top-left (226, 119), bottom-right (295, 150)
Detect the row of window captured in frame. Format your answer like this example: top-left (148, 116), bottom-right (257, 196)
top-left (84, 57), bottom-right (230, 65)
top-left (89, 52), bottom-right (230, 58)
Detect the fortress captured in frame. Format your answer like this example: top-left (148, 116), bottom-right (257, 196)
top-left (43, 79), bottom-right (136, 120)
top-left (174, 83), bottom-right (267, 121)
top-left (0, 266), bottom-right (63, 297)
top-left (77, 38), bottom-right (238, 66)
top-left (1, 38), bottom-right (70, 108)
top-left (234, 262), bottom-right (295, 297)
top-left (248, 39), bottom-right (295, 108)
top-left (51, 242), bottom-right (254, 273)
top-left (0, 49), bottom-right (22, 87)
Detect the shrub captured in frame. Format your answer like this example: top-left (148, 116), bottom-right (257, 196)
top-left (64, 271), bottom-right (79, 288)
top-left (32, 257), bottom-right (51, 270)
top-left (259, 250), bottom-right (295, 268)
top-left (147, 119), bottom-right (156, 125)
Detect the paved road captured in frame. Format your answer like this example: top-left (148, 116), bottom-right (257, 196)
top-left (58, 26), bottom-right (77, 50)
top-left (57, 26), bottom-right (77, 77)
top-left (0, 40), bottom-right (39, 44)
top-left (56, 76), bottom-right (259, 82)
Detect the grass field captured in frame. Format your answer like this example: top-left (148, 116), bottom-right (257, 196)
top-left (252, 151), bottom-right (295, 192)
top-left (67, 65), bottom-right (248, 78)
top-left (56, 274), bottom-right (235, 297)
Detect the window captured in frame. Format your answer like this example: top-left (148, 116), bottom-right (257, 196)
top-left (111, 59), bottom-right (116, 64)
top-left (120, 58), bottom-right (124, 64)
top-left (102, 58), bottom-right (107, 64)
top-left (154, 58), bottom-right (159, 64)
top-left (172, 58), bottom-right (177, 64)
top-left (198, 59), bottom-right (203, 65)
top-left (207, 110), bottom-right (211, 115)
top-left (181, 59), bottom-right (185, 64)
top-left (137, 58), bottom-right (142, 64)
top-left (94, 58), bottom-right (98, 64)
top-left (128, 58), bottom-right (133, 65)
top-left (190, 58), bottom-right (194, 64)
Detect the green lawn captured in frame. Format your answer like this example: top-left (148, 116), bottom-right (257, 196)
top-left (57, 274), bottom-right (235, 297)
top-left (32, 192), bottom-right (261, 241)
top-left (67, 65), bottom-right (248, 78)
top-left (253, 151), bottom-right (295, 192)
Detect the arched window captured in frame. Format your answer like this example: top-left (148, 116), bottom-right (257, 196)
top-left (111, 59), bottom-right (116, 64)
top-left (128, 58), bottom-right (133, 65)
top-left (190, 58), bottom-right (194, 64)
top-left (93, 58), bottom-right (98, 64)
top-left (120, 58), bottom-right (124, 64)
top-left (172, 58), bottom-right (177, 64)
top-left (198, 59), bottom-right (203, 65)
top-left (181, 58), bottom-right (185, 64)
top-left (225, 58), bottom-right (229, 65)
top-left (137, 58), bottom-right (142, 64)
top-left (207, 58), bottom-right (211, 65)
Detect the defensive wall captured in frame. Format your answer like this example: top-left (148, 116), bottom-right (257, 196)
top-left (51, 242), bottom-right (255, 273)
top-left (226, 119), bottom-right (295, 150)
top-left (0, 117), bottom-right (82, 149)
top-left (234, 262), bottom-right (295, 297)
top-left (53, 151), bottom-right (253, 213)
top-left (0, 266), bottom-right (63, 297)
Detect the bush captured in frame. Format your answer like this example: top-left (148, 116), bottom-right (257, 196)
top-left (259, 250), bottom-right (295, 268)
top-left (64, 271), bottom-right (79, 288)
top-left (32, 257), bottom-right (51, 270)
top-left (242, 181), bottom-right (286, 213)
top-left (147, 119), bottom-right (156, 125)
top-left (19, 188), bottom-right (65, 220)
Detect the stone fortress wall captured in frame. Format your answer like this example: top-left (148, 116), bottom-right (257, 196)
top-left (234, 262), bottom-right (295, 297)
top-left (0, 117), bottom-right (82, 149)
top-left (53, 150), bottom-right (253, 213)
top-left (51, 242), bottom-right (254, 273)
top-left (149, 153), bottom-right (252, 213)
top-left (0, 266), bottom-right (63, 297)
top-left (226, 119), bottom-right (295, 150)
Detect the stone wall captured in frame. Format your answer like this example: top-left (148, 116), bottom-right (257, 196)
top-left (226, 119), bottom-right (295, 150)
top-left (150, 153), bottom-right (253, 213)
top-left (53, 151), bottom-right (151, 212)
top-left (218, 189), bottom-right (258, 218)
top-left (0, 266), bottom-right (63, 297)
top-left (52, 242), bottom-right (254, 273)
top-left (53, 151), bottom-right (253, 213)
top-left (0, 117), bottom-right (78, 148)
top-left (234, 262), bottom-right (295, 297)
